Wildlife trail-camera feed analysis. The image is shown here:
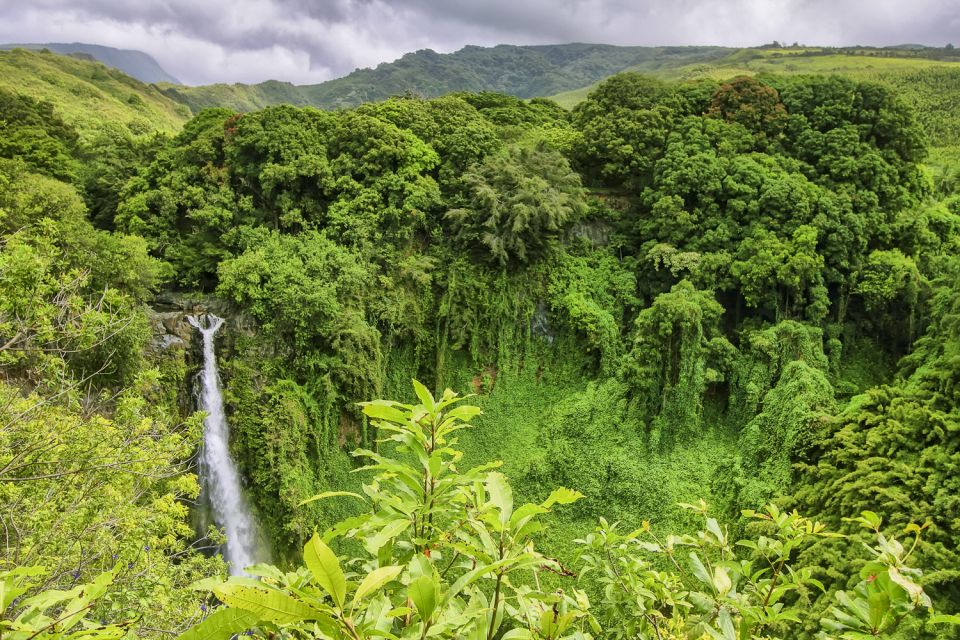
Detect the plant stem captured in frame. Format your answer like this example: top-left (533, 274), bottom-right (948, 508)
top-left (487, 534), bottom-right (505, 640)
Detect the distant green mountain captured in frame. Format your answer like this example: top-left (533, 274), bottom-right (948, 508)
top-left (0, 48), bottom-right (189, 141)
top-left (0, 42), bottom-right (181, 84)
top-left (160, 43), bottom-right (732, 112)
top-left (158, 79), bottom-right (313, 113)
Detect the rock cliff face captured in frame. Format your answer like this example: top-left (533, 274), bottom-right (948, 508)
top-left (148, 309), bottom-right (192, 352)
top-left (146, 293), bottom-right (254, 356)
top-left (145, 293), bottom-right (258, 419)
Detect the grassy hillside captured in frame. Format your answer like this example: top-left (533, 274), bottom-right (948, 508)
top-left (165, 44), bottom-right (731, 113)
top-left (0, 42), bottom-right (181, 84)
top-left (551, 47), bottom-right (960, 147)
top-left (0, 48), bottom-right (190, 141)
top-left (673, 49), bottom-right (960, 146)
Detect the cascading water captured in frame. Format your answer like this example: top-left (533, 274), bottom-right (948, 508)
top-left (188, 314), bottom-right (263, 575)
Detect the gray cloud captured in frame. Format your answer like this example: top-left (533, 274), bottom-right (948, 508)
top-left (0, 0), bottom-right (957, 85)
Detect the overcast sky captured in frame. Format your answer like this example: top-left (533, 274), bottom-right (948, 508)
top-left (1, 0), bottom-right (958, 86)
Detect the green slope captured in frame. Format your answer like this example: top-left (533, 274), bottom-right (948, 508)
top-left (0, 48), bottom-right (190, 141)
top-left (551, 47), bottom-right (960, 146)
top-left (0, 42), bottom-right (181, 84)
top-left (157, 78), bottom-right (313, 113)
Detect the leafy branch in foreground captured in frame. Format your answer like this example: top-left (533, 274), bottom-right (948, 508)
top-left (578, 503), bottom-right (956, 640)
top-left (1, 566), bottom-right (136, 640)
top-left (185, 380), bottom-right (587, 640)
top-left (178, 381), bottom-right (958, 640)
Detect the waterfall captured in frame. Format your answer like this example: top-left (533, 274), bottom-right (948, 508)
top-left (188, 314), bottom-right (263, 575)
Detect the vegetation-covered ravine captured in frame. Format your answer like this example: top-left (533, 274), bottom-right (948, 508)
top-left (1, 53), bottom-right (959, 639)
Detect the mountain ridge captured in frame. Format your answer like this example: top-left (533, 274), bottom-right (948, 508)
top-left (158, 43), bottom-right (732, 112)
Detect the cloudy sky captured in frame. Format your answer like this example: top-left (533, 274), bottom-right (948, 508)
top-left (1, 0), bottom-right (958, 86)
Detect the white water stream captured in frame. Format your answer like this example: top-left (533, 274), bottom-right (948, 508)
top-left (188, 314), bottom-right (262, 575)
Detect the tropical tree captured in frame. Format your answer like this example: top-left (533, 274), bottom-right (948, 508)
top-left (446, 143), bottom-right (586, 266)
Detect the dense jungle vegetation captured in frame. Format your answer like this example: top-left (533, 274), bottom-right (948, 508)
top-left (1, 48), bottom-right (960, 639)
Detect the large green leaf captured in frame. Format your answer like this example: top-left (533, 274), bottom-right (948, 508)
top-left (711, 607), bottom-right (736, 640)
top-left (304, 534), bottom-right (347, 608)
top-left (1, 567), bottom-right (44, 610)
top-left (712, 566), bottom-right (732, 597)
top-left (177, 608), bottom-right (260, 640)
top-left (542, 487), bottom-right (584, 508)
top-left (509, 503), bottom-right (548, 529)
top-left (361, 401), bottom-right (410, 424)
top-left (689, 552), bottom-right (712, 588)
top-left (411, 379), bottom-right (435, 411)
top-left (888, 567), bottom-right (931, 607)
top-left (408, 575), bottom-right (437, 622)
top-left (443, 405), bottom-right (481, 424)
top-left (363, 519), bottom-right (410, 555)
top-left (446, 556), bottom-right (518, 603)
top-left (212, 584), bottom-right (327, 624)
top-left (836, 590), bottom-right (872, 626)
top-left (485, 472), bottom-right (513, 525)
top-left (867, 589), bottom-right (891, 631)
top-left (352, 565), bottom-right (403, 608)
top-left (297, 491), bottom-right (365, 507)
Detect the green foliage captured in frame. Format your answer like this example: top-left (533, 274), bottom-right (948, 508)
top-left (578, 504), bottom-right (836, 639)
top-left (6, 47), bottom-right (960, 640)
top-left (1, 566), bottom-right (135, 640)
top-left (571, 74), bottom-right (683, 189)
top-left (553, 47), bottom-right (960, 152)
top-left (358, 95), bottom-right (502, 191)
top-left (224, 367), bottom-right (358, 558)
top-left (726, 321), bottom-right (830, 425)
top-left (446, 143), bottom-right (586, 266)
top-left (731, 225), bottom-right (828, 321)
top-left (546, 246), bottom-right (638, 371)
top-left (182, 386), bottom-right (955, 640)
top-left (188, 381), bottom-right (590, 640)
top-left (0, 88), bottom-right (79, 181)
top-left (0, 160), bottom-right (166, 384)
top-left (80, 125), bottom-right (168, 229)
top-left (119, 105), bottom-right (444, 285)
top-left (788, 258), bottom-right (960, 626)
top-left (623, 281), bottom-right (730, 443)
top-left (116, 107), bottom-right (238, 286)
top-left (524, 376), bottom-right (736, 554)
top-left (167, 44), bottom-right (731, 113)
top-left (821, 514), bottom-right (935, 638)
top-left (217, 229), bottom-right (380, 400)
top-left (731, 360), bottom-right (835, 509)
top-left (0, 375), bottom-right (223, 634)
top-left (854, 249), bottom-right (923, 312)
top-left (793, 387), bottom-right (960, 626)
top-left (0, 183), bottom-right (219, 632)
top-left (0, 93), bottom-right (216, 637)
top-left (770, 74), bottom-right (928, 213)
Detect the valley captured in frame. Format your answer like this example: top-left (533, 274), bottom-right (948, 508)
top-left (1, 40), bottom-right (959, 640)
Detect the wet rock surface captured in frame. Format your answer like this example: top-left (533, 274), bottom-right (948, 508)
top-left (146, 293), bottom-right (254, 355)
